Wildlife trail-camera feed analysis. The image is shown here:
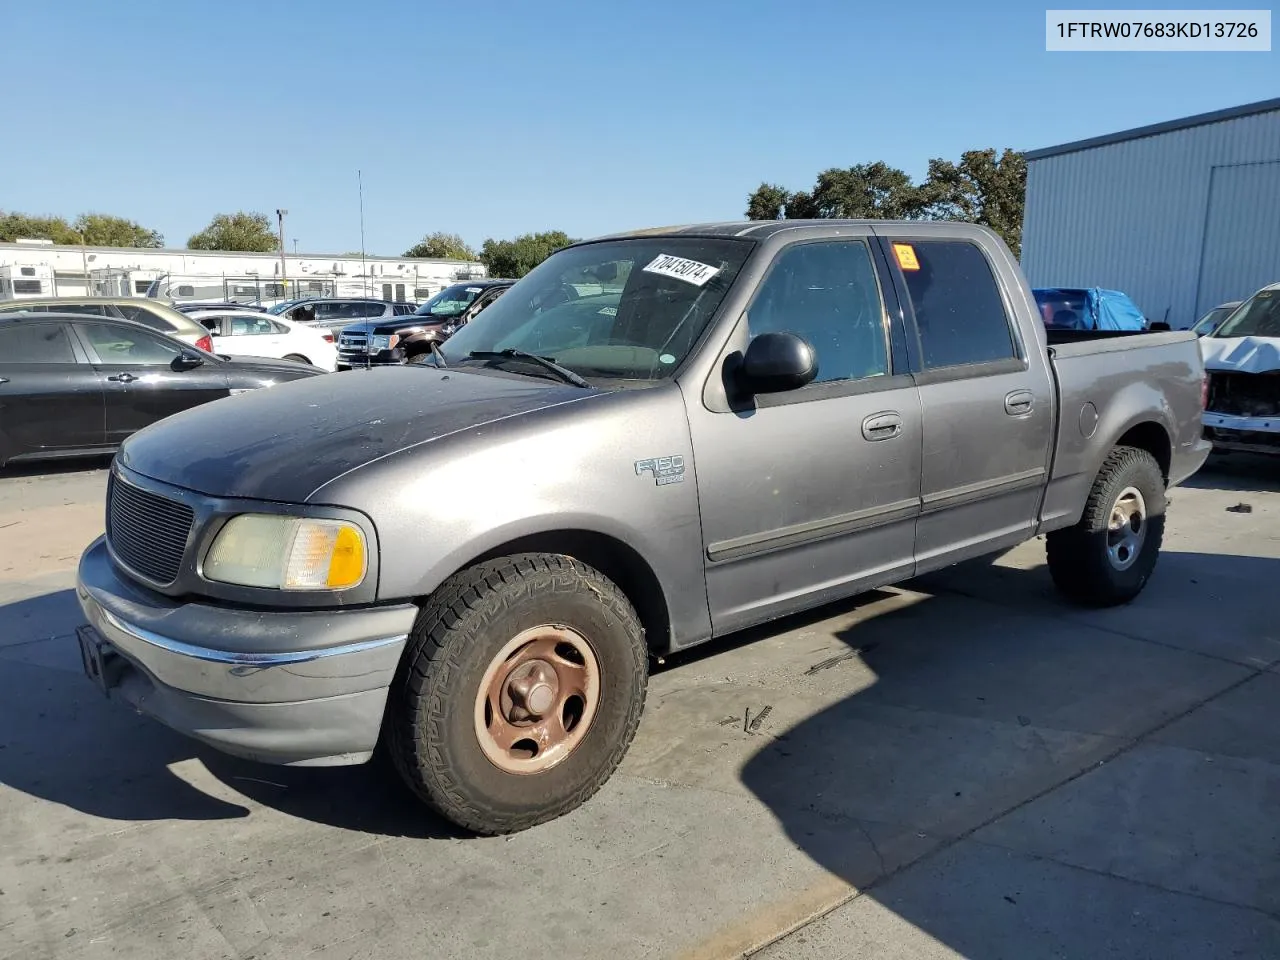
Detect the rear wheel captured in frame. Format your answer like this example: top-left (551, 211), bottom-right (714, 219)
top-left (282, 353), bottom-right (310, 364)
top-left (1046, 445), bottom-right (1166, 607)
top-left (387, 553), bottom-right (648, 835)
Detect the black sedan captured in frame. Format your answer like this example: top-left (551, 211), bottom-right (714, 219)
top-left (0, 312), bottom-right (324, 468)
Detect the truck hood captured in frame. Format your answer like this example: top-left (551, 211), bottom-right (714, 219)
top-left (117, 366), bottom-right (602, 502)
top-left (1200, 335), bottom-right (1280, 375)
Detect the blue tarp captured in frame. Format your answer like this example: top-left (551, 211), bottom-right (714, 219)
top-left (1032, 287), bottom-right (1148, 331)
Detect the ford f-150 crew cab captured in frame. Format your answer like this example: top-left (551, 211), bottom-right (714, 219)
top-left (74, 220), bottom-right (1211, 836)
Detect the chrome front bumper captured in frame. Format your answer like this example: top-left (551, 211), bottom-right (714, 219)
top-left (75, 536), bottom-right (417, 766)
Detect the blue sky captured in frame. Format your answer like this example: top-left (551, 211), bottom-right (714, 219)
top-left (3, 1), bottom-right (1275, 255)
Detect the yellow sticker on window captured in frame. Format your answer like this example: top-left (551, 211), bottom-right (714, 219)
top-left (893, 243), bottom-right (920, 271)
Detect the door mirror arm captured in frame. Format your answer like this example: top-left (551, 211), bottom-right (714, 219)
top-left (171, 351), bottom-right (204, 372)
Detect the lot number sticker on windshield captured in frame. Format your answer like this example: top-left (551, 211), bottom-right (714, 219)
top-left (892, 243), bottom-right (920, 271)
top-left (643, 254), bottom-right (720, 287)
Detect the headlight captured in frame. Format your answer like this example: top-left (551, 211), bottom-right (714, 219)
top-left (203, 515), bottom-right (367, 590)
top-left (370, 334), bottom-right (400, 350)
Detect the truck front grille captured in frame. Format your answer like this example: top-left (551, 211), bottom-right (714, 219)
top-left (1206, 371), bottom-right (1280, 417)
top-left (339, 332), bottom-right (369, 354)
top-left (106, 475), bottom-right (194, 584)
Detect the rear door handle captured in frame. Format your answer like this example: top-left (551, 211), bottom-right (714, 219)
top-left (107, 373), bottom-right (138, 383)
top-left (862, 411), bottom-right (903, 441)
top-left (1005, 390), bottom-right (1034, 416)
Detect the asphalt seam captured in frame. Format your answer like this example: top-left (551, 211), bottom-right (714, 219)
top-left (745, 664), bottom-right (1271, 958)
top-left (963, 835), bottom-right (1280, 923)
top-left (0, 632), bottom-right (77, 654)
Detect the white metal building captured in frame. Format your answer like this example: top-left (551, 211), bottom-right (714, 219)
top-left (1021, 97), bottom-right (1280, 329)
top-left (0, 240), bottom-right (486, 304)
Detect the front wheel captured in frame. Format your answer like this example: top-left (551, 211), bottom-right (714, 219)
top-left (1046, 445), bottom-right (1166, 607)
top-left (386, 553), bottom-right (648, 835)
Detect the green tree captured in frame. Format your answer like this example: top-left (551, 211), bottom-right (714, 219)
top-left (72, 213), bottom-right (163, 248)
top-left (808, 163), bottom-right (928, 219)
top-left (742, 148), bottom-right (1026, 253)
top-left (404, 231), bottom-right (477, 261)
top-left (478, 230), bottom-right (574, 278)
top-left (745, 183), bottom-right (790, 220)
top-left (920, 148), bottom-right (1027, 256)
top-left (0, 212), bottom-right (79, 244)
top-left (187, 212), bottom-right (279, 252)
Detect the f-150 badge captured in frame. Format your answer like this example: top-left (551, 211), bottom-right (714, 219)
top-left (635, 455), bottom-right (685, 486)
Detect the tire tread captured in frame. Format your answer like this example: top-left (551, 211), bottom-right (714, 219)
top-left (1046, 445), bottom-right (1166, 607)
top-left (387, 553), bottom-right (647, 835)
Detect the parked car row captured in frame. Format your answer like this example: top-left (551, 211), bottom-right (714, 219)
top-left (0, 296), bottom-right (214, 350)
top-left (335, 279), bottom-right (515, 369)
top-left (0, 311), bottom-right (322, 467)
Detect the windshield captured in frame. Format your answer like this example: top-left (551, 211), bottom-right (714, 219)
top-left (1192, 305), bottom-right (1234, 336)
top-left (438, 237), bottom-right (753, 381)
top-left (1214, 289), bottom-right (1280, 339)
top-left (415, 284), bottom-right (486, 319)
top-left (267, 299), bottom-right (308, 315)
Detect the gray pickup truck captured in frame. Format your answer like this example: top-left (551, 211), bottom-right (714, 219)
top-left (74, 220), bottom-right (1211, 835)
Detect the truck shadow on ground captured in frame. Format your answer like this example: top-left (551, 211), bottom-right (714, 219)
top-left (3, 545), bottom-right (1278, 902)
top-left (0, 589), bottom-right (467, 839)
top-left (736, 548), bottom-right (1280, 958)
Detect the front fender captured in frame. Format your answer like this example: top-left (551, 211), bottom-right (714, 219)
top-left (320, 384), bottom-right (713, 648)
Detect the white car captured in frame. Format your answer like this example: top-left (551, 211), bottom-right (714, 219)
top-left (186, 309), bottom-right (338, 372)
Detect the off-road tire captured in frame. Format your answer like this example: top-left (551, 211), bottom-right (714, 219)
top-left (282, 353), bottom-right (310, 364)
top-left (1046, 445), bottom-right (1166, 607)
top-left (386, 553), bottom-right (648, 835)
top-left (407, 351), bottom-right (435, 365)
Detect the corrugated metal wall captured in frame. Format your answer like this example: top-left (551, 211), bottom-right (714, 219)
top-left (1196, 160), bottom-right (1280, 315)
top-left (1021, 109), bottom-right (1280, 329)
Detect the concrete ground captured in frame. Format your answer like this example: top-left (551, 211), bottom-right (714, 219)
top-left (0, 454), bottom-right (1277, 960)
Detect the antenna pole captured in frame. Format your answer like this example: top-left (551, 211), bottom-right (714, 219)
top-left (358, 170), bottom-right (368, 297)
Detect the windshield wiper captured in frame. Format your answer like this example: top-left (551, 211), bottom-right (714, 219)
top-left (468, 349), bottom-right (591, 388)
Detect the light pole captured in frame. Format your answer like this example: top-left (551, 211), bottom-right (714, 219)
top-left (276, 208), bottom-right (288, 294)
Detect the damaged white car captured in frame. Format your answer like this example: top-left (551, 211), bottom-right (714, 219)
top-left (1201, 283), bottom-right (1280, 455)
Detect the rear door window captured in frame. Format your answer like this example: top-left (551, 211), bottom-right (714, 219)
top-left (894, 240), bottom-right (1016, 369)
top-left (116, 303), bottom-right (173, 331)
top-left (0, 323), bottom-right (78, 363)
top-left (51, 303), bottom-right (111, 317)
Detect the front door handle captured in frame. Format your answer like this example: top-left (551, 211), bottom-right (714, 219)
top-left (107, 373), bottom-right (138, 383)
top-left (0, 377), bottom-right (8, 384)
top-left (862, 411), bottom-right (903, 441)
top-left (1005, 390), bottom-right (1034, 416)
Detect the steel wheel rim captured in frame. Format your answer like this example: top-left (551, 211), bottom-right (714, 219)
top-left (473, 624), bottom-right (601, 775)
top-left (1106, 485), bottom-right (1147, 572)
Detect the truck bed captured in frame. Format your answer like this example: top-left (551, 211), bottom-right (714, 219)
top-left (1038, 329), bottom-right (1207, 533)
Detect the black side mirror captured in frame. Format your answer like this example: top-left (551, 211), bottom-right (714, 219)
top-left (738, 332), bottom-right (818, 394)
top-left (172, 351), bottom-right (204, 372)
top-left (1148, 321), bottom-right (1170, 332)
